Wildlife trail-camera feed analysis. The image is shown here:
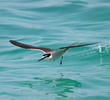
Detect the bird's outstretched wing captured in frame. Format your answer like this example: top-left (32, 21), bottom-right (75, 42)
top-left (9, 40), bottom-right (53, 53)
top-left (59, 42), bottom-right (98, 49)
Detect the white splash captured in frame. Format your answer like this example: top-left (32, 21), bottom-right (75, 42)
top-left (98, 43), bottom-right (102, 53)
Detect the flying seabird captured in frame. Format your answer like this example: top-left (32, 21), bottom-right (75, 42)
top-left (9, 40), bottom-right (97, 64)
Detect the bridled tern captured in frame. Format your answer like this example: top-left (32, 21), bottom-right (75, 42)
top-left (9, 40), bottom-right (97, 64)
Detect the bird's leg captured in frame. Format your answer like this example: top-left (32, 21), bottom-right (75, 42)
top-left (60, 56), bottom-right (63, 65)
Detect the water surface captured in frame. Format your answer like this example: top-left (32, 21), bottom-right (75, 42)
top-left (0, 0), bottom-right (110, 100)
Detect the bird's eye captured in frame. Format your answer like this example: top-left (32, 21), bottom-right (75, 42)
top-left (47, 54), bottom-right (51, 57)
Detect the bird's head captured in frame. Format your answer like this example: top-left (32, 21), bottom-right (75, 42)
top-left (38, 53), bottom-right (51, 61)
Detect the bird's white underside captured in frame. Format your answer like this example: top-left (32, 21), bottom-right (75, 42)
top-left (47, 48), bottom-right (68, 61)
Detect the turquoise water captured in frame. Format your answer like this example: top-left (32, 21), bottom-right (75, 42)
top-left (0, 0), bottom-right (110, 100)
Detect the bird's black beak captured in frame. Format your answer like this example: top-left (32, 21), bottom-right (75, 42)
top-left (38, 56), bottom-right (47, 61)
top-left (38, 53), bottom-right (51, 61)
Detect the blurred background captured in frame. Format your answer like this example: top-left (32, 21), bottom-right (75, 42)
top-left (0, 0), bottom-right (110, 100)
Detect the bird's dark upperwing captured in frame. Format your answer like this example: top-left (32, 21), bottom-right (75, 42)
top-left (9, 40), bottom-right (53, 53)
top-left (59, 42), bottom-right (98, 49)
